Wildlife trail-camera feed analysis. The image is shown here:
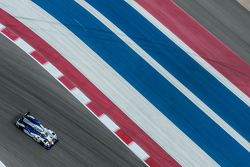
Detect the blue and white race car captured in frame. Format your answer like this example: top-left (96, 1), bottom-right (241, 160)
top-left (16, 112), bottom-right (58, 150)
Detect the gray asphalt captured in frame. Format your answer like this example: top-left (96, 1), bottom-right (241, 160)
top-left (173, 0), bottom-right (250, 64)
top-left (0, 34), bottom-right (146, 167)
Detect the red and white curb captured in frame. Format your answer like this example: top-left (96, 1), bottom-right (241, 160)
top-left (0, 23), bottom-right (157, 167)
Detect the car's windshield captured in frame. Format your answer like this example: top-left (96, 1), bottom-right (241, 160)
top-left (31, 118), bottom-right (40, 125)
top-left (39, 132), bottom-right (48, 138)
top-left (35, 127), bottom-right (44, 133)
top-left (26, 115), bottom-right (41, 126)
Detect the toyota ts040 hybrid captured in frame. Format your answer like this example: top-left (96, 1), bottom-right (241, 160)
top-left (16, 112), bottom-right (58, 149)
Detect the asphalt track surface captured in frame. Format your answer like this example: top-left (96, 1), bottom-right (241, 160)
top-left (0, 1), bottom-right (249, 167)
top-left (0, 34), bottom-right (146, 167)
top-left (173, 0), bottom-right (250, 64)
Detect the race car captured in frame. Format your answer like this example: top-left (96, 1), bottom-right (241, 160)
top-left (16, 112), bottom-right (58, 150)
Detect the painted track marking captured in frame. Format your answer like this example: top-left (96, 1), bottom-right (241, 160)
top-left (0, 22), bottom-right (160, 167)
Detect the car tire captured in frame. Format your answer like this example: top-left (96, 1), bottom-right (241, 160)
top-left (16, 123), bottom-right (23, 130)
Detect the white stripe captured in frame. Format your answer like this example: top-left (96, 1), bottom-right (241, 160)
top-left (237, 0), bottom-right (250, 11)
top-left (76, 0), bottom-right (250, 152)
top-left (70, 87), bottom-right (91, 105)
top-left (2, 1), bottom-right (218, 166)
top-left (99, 114), bottom-right (120, 132)
top-left (0, 23), bottom-right (6, 31)
top-left (0, 161), bottom-right (6, 167)
top-left (128, 142), bottom-right (149, 160)
top-left (0, 4), bottom-right (147, 166)
top-left (125, 0), bottom-right (250, 107)
top-left (42, 62), bottom-right (63, 78)
top-left (14, 38), bottom-right (35, 53)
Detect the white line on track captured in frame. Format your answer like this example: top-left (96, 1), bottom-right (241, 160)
top-left (0, 2), bottom-right (220, 166)
top-left (76, 0), bottom-right (250, 152)
top-left (0, 24), bottom-right (5, 31)
top-left (42, 62), bottom-right (64, 79)
top-left (125, 0), bottom-right (250, 107)
top-left (0, 24), bottom-right (152, 167)
top-left (237, 0), bottom-right (250, 11)
top-left (14, 38), bottom-right (35, 53)
top-left (0, 161), bottom-right (6, 167)
top-left (70, 87), bottom-right (91, 105)
top-left (99, 114), bottom-right (120, 132)
top-left (128, 142), bottom-right (149, 160)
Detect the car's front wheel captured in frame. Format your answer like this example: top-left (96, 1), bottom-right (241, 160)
top-left (16, 122), bottom-right (24, 130)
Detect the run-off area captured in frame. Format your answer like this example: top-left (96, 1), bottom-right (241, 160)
top-left (0, 34), bottom-right (146, 167)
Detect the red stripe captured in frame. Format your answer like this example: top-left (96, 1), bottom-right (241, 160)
top-left (0, 9), bottom-right (179, 167)
top-left (136, 0), bottom-right (250, 97)
top-left (145, 157), bottom-right (161, 167)
top-left (86, 102), bottom-right (104, 117)
top-left (58, 75), bottom-right (75, 90)
top-left (30, 50), bottom-right (47, 64)
top-left (1, 27), bottom-right (18, 40)
top-left (115, 129), bottom-right (133, 145)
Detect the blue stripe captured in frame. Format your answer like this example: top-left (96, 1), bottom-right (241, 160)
top-left (85, 0), bottom-right (250, 142)
top-left (32, 0), bottom-right (250, 166)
